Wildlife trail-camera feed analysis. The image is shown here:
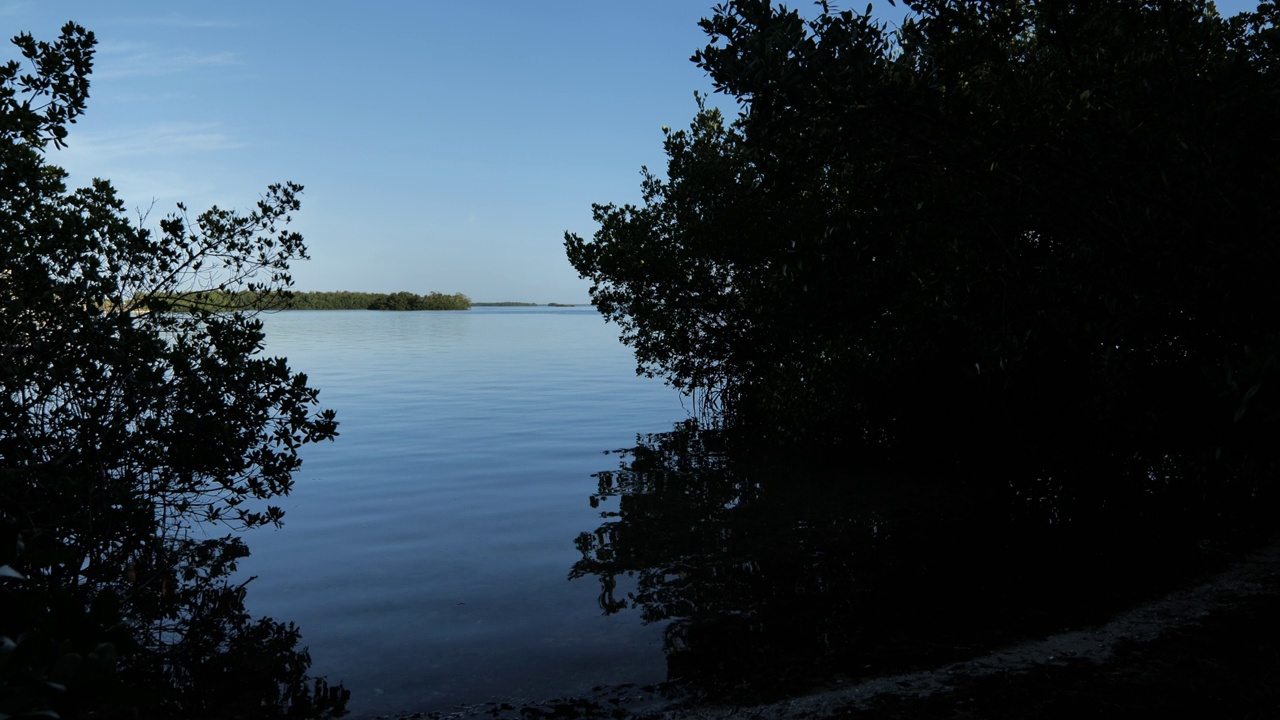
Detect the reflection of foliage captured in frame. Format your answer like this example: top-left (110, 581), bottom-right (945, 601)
top-left (573, 421), bottom-right (764, 618)
top-left (0, 24), bottom-right (346, 718)
top-left (565, 1), bottom-right (1280, 505)
top-left (571, 421), bottom-right (1256, 702)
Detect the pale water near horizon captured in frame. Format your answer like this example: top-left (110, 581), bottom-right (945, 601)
top-left (238, 307), bottom-right (691, 717)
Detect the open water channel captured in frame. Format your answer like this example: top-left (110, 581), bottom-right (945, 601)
top-left (240, 307), bottom-right (691, 717)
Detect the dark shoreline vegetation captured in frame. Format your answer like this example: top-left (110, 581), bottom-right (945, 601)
top-left (567, 0), bottom-right (1280, 549)
top-left (560, 0), bottom-right (1280, 715)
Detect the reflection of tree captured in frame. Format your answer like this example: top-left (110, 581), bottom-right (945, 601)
top-left (574, 421), bottom-right (766, 619)
top-left (571, 420), bottom-right (968, 698)
top-left (570, 421), bottom-right (1255, 702)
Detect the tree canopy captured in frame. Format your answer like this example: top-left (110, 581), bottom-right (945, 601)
top-left (566, 0), bottom-right (1280, 503)
top-left (0, 23), bottom-right (345, 718)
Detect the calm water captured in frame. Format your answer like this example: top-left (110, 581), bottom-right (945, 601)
top-left (236, 308), bottom-right (1224, 717)
top-left (239, 307), bottom-right (689, 717)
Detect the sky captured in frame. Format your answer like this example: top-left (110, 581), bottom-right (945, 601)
top-left (2, 1), bottom-right (1263, 303)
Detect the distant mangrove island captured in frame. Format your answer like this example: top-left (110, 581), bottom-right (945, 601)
top-left (142, 291), bottom-right (581, 312)
top-left (292, 291), bottom-right (473, 310)
top-left (137, 290), bottom-right (470, 312)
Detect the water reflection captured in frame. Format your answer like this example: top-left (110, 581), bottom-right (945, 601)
top-left (569, 420), bottom-right (1241, 702)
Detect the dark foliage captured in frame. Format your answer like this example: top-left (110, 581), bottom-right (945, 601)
top-left (565, 2), bottom-right (1280, 707)
top-left (0, 23), bottom-right (346, 719)
top-left (363, 290), bottom-right (470, 311)
top-left (565, 1), bottom-right (1280, 509)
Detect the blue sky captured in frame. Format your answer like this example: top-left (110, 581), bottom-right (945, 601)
top-left (3, 1), bottom-right (1262, 303)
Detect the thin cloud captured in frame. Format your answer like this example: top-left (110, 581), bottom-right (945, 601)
top-left (61, 122), bottom-right (244, 164)
top-left (94, 41), bottom-right (240, 80)
top-left (105, 14), bottom-right (238, 29)
top-left (0, 0), bottom-right (33, 18)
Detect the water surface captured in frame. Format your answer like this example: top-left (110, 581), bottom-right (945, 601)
top-left (238, 307), bottom-right (1235, 716)
top-left (239, 307), bottom-right (688, 716)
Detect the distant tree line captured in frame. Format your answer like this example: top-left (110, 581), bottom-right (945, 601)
top-left (359, 291), bottom-right (470, 311)
top-left (147, 289), bottom-right (472, 311)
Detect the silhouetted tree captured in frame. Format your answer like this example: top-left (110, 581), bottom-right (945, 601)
top-left (0, 23), bottom-right (346, 718)
top-left (566, 1), bottom-right (1280, 506)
